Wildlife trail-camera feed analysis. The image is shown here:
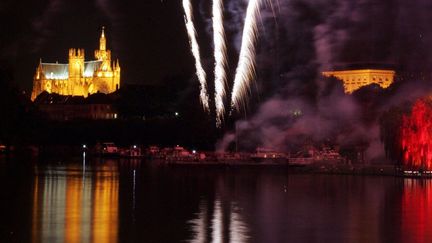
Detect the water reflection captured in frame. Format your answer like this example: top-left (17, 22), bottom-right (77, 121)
top-left (229, 204), bottom-right (248, 243)
top-left (186, 173), bottom-right (397, 243)
top-left (186, 173), bottom-right (250, 243)
top-left (402, 179), bottom-right (432, 243)
top-left (188, 200), bottom-right (249, 243)
top-left (6, 157), bottom-right (432, 242)
top-left (188, 201), bottom-right (208, 243)
top-left (31, 162), bottom-right (118, 243)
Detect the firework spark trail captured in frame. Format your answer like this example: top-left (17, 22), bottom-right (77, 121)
top-left (182, 0), bottom-right (210, 111)
top-left (267, 0), bottom-right (279, 18)
top-left (213, 0), bottom-right (228, 127)
top-left (231, 0), bottom-right (261, 111)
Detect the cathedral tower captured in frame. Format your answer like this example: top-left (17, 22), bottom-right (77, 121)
top-left (95, 27), bottom-right (112, 72)
top-left (68, 48), bottom-right (85, 95)
top-left (68, 48), bottom-right (85, 78)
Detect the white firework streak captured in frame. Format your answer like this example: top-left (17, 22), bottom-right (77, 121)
top-left (231, 0), bottom-right (261, 111)
top-left (213, 0), bottom-right (228, 127)
top-left (182, 0), bottom-right (210, 111)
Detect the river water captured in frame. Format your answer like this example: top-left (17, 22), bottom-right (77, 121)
top-left (0, 154), bottom-right (430, 243)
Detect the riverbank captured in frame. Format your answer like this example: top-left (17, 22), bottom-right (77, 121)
top-left (0, 147), bottom-right (412, 178)
top-left (155, 159), bottom-right (401, 177)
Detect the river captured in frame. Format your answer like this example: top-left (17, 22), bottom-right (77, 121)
top-left (0, 154), bottom-right (429, 242)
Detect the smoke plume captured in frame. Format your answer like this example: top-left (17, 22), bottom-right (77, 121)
top-left (214, 0), bottom-right (432, 162)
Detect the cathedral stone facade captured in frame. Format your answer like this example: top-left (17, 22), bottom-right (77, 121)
top-left (31, 28), bottom-right (120, 101)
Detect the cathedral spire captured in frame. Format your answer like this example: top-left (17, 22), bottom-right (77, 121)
top-left (100, 26), bottom-right (106, 51)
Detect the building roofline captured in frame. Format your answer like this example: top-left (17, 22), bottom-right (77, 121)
top-left (41, 60), bottom-right (102, 65)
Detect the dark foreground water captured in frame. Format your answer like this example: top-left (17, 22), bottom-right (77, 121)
top-left (0, 155), bottom-right (430, 243)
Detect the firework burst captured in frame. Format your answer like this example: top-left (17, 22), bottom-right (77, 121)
top-left (182, 0), bottom-right (210, 111)
top-left (183, 0), bottom-right (263, 125)
top-left (213, 0), bottom-right (228, 127)
top-left (230, 0), bottom-right (261, 111)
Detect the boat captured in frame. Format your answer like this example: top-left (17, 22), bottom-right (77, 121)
top-left (250, 148), bottom-right (288, 164)
top-left (97, 142), bottom-right (119, 157)
top-left (119, 145), bottom-right (143, 158)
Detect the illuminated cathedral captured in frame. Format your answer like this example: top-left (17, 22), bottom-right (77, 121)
top-left (31, 27), bottom-right (121, 101)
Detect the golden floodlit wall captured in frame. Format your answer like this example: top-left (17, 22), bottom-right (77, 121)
top-left (322, 69), bottom-right (395, 94)
top-left (31, 27), bottom-right (121, 101)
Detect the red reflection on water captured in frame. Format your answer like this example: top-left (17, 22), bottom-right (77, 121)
top-left (401, 99), bottom-right (432, 169)
top-left (402, 179), bottom-right (432, 243)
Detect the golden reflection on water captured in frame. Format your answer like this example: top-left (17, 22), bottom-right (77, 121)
top-left (65, 174), bottom-right (83, 243)
top-left (92, 167), bottom-right (118, 243)
top-left (32, 163), bottom-right (118, 243)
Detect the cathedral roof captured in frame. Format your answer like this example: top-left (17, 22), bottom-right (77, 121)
top-left (84, 60), bottom-right (102, 77)
top-left (40, 60), bottom-right (102, 79)
top-left (41, 63), bottom-right (68, 79)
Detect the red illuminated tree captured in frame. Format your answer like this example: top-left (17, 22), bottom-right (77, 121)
top-left (401, 98), bottom-right (432, 170)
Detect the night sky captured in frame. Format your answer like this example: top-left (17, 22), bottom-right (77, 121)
top-left (0, 0), bottom-right (194, 91)
top-left (2, 0), bottom-right (432, 111)
top-left (2, 0), bottom-right (432, 94)
top-left (1, 0), bottom-right (432, 155)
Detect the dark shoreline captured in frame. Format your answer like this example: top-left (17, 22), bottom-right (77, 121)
top-left (2, 151), bottom-right (424, 179)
